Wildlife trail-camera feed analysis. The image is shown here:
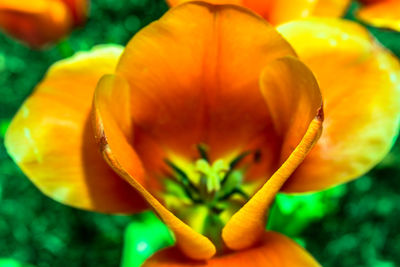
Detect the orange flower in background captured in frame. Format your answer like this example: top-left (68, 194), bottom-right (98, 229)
top-left (166, 0), bottom-right (351, 25)
top-left (0, 0), bottom-right (88, 48)
top-left (356, 0), bottom-right (400, 31)
top-left (5, 2), bottom-right (400, 266)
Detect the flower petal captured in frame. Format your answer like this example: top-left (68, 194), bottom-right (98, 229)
top-left (116, 2), bottom-right (295, 162)
top-left (357, 0), bottom-right (400, 31)
top-left (222, 57), bottom-right (323, 250)
top-left (166, 0), bottom-right (350, 25)
top-left (61, 0), bottom-right (87, 26)
top-left (278, 18), bottom-right (400, 192)
top-left (166, 0), bottom-right (241, 6)
top-left (144, 231), bottom-right (320, 267)
top-left (312, 0), bottom-right (350, 17)
top-left (266, 0), bottom-right (320, 25)
top-left (0, 0), bottom-right (72, 47)
top-left (93, 74), bottom-right (216, 260)
top-left (5, 45), bottom-right (147, 213)
top-left (242, 0), bottom-right (349, 25)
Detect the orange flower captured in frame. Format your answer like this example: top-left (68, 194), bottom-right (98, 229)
top-left (5, 2), bottom-right (400, 265)
top-left (0, 0), bottom-right (88, 48)
top-left (166, 0), bottom-right (351, 25)
top-left (356, 0), bottom-right (400, 31)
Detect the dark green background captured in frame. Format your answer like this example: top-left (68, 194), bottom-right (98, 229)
top-left (0, 1), bottom-right (399, 266)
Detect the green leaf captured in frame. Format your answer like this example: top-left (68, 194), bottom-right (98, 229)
top-left (121, 211), bottom-right (174, 267)
top-left (0, 259), bottom-right (35, 267)
top-left (267, 184), bottom-right (347, 237)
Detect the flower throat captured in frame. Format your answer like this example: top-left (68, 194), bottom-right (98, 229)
top-left (163, 145), bottom-right (259, 250)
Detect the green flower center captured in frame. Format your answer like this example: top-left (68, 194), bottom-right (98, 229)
top-left (163, 145), bottom-right (258, 250)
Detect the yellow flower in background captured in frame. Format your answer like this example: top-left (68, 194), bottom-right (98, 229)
top-left (4, 2), bottom-right (400, 266)
top-left (166, 0), bottom-right (351, 25)
top-left (356, 0), bottom-right (400, 31)
top-left (0, 0), bottom-right (88, 48)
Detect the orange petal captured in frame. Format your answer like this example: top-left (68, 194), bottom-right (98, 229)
top-left (260, 57), bottom-right (323, 162)
top-left (61, 0), bottom-right (88, 26)
top-left (222, 57), bottom-right (323, 250)
top-left (166, 0), bottom-right (241, 6)
top-left (117, 2), bottom-right (295, 161)
top-left (165, 0), bottom-right (271, 18)
top-left (357, 0), bottom-right (400, 31)
top-left (165, 0), bottom-right (349, 25)
top-left (266, 0), bottom-right (319, 25)
top-left (359, 0), bottom-right (382, 4)
top-left (243, 0), bottom-right (349, 24)
top-left (312, 0), bottom-right (351, 17)
top-left (278, 18), bottom-right (400, 192)
top-left (0, 0), bottom-right (72, 47)
top-left (93, 74), bottom-right (216, 260)
top-left (5, 45), bottom-right (147, 213)
top-left (144, 231), bottom-right (321, 267)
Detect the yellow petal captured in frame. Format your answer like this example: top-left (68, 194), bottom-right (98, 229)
top-left (222, 57), bottom-right (323, 250)
top-left (93, 74), bottom-right (216, 260)
top-left (278, 18), bottom-right (400, 192)
top-left (357, 0), bottom-right (400, 31)
top-left (144, 231), bottom-right (320, 267)
top-left (5, 45), bottom-right (148, 213)
top-left (0, 0), bottom-right (72, 47)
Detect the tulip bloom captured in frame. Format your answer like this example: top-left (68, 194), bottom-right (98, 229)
top-left (356, 0), bottom-right (400, 31)
top-left (0, 0), bottom-right (88, 48)
top-left (166, 0), bottom-right (351, 25)
top-left (5, 2), bottom-right (400, 266)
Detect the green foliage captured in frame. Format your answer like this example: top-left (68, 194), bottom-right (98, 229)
top-left (0, 259), bottom-right (35, 267)
top-left (0, 120), bottom-right (9, 138)
top-left (121, 212), bottom-right (174, 267)
top-left (268, 185), bottom-right (347, 238)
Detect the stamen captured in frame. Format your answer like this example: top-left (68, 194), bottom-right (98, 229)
top-left (164, 176), bottom-right (201, 203)
top-left (253, 150), bottom-right (261, 163)
top-left (230, 151), bottom-right (251, 169)
top-left (163, 147), bottom-right (259, 249)
top-left (218, 188), bottom-right (249, 201)
top-left (164, 149), bottom-right (252, 214)
top-left (197, 143), bottom-right (209, 161)
top-left (165, 159), bottom-right (199, 194)
top-left (221, 151), bottom-right (251, 186)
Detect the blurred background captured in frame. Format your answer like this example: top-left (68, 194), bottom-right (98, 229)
top-left (0, 0), bottom-right (399, 266)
